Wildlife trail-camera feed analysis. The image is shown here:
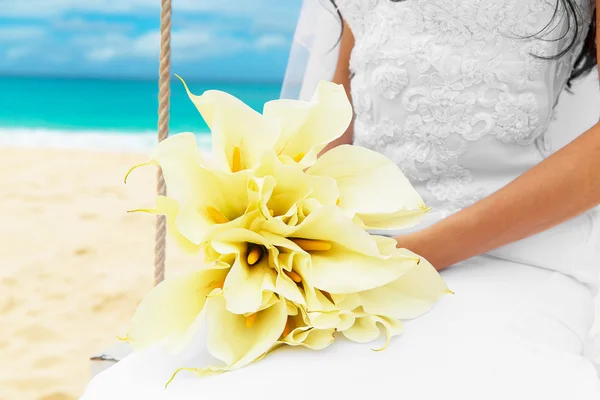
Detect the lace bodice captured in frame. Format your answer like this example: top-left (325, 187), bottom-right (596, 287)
top-left (337, 0), bottom-right (593, 219)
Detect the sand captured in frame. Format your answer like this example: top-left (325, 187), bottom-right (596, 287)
top-left (1, 146), bottom-right (598, 400)
top-left (0, 147), bottom-right (198, 400)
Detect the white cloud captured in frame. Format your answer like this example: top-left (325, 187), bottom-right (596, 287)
top-left (130, 31), bottom-right (161, 59)
top-left (52, 17), bottom-right (134, 33)
top-left (87, 47), bottom-right (118, 62)
top-left (0, 26), bottom-right (45, 42)
top-left (0, 0), bottom-right (299, 19)
top-left (5, 46), bottom-right (32, 60)
top-left (255, 34), bottom-right (288, 50)
top-left (82, 28), bottom-right (247, 63)
top-left (0, 0), bottom-right (153, 17)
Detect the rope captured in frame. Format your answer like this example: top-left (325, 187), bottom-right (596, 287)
top-left (155, 0), bottom-right (172, 286)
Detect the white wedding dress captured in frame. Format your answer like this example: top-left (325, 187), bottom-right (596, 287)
top-left (82, 0), bottom-right (600, 398)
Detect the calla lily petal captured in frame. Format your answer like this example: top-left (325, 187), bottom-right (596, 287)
top-left (205, 294), bottom-right (287, 370)
top-left (342, 315), bottom-right (380, 344)
top-left (178, 76), bottom-right (280, 172)
top-left (200, 227), bottom-right (275, 314)
top-left (309, 242), bottom-right (419, 294)
top-left (279, 311), bottom-right (336, 350)
top-left (223, 255), bottom-right (277, 315)
top-left (201, 211), bottom-right (265, 264)
top-left (304, 288), bottom-right (344, 329)
top-left (208, 227), bottom-right (269, 253)
top-left (253, 152), bottom-right (312, 218)
top-left (334, 256), bottom-right (451, 320)
top-left (166, 345), bottom-right (278, 384)
top-left (307, 144), bottom-right (428, 229)
top-left (129, 133), bottom-right (210, 243)
top-left (301, 288), bottom-right (356, 332)
top-left (282, 326), bottom-right (336, 350)
top-left (259, 231), bottom-right (305, 254)
top-left (264, 81), bottom-right (353, 167)
top-left (125, 269), bottom-right (228, 353)
top-left (248, 175), bottom-right (277, 220)
top-left (176, 167), bottom-right (250, 244)
top-left (274, 272), bottom-right (306, 306)
top-left (342, 314), bottom-right (405, 351)
top-left (129, 196), bottom-right (200, 255)
top-left (353, 207), bottom-right (429, 231)
top-left (307, 174), bottom-right (340, 208)
top-left (263, 206), bottom-right (380, 256)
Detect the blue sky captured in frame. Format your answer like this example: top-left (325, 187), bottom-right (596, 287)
top-left (0, 0), bottom-right (302, 81)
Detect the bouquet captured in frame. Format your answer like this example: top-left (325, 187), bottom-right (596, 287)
top-left (122, 78), bottom-right (451, 382)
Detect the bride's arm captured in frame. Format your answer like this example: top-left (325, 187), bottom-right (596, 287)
top-left (321, 19), bottom-right (355, 154)
top-left (396, 124), bottom-right (600, 271)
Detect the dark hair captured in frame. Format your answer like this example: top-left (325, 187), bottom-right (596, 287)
top-left (329, 0), bottom-right (596, 89)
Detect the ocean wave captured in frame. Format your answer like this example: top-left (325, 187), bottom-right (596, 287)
top-left (0, 127), bottom-right (212, 154)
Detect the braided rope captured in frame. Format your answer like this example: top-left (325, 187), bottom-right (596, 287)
top-left (155, 0), bottom-right (172, 286)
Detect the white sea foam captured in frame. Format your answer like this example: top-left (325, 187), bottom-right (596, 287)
top-left (0, 127), bottom-right (212, 154)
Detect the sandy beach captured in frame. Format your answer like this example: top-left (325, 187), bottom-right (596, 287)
top-left (0, 147), bottom-right (199, 400)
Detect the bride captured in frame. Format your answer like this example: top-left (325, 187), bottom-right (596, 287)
top-left (83, 0), bottom-right (600, 398)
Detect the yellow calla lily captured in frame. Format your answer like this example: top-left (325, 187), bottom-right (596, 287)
top-left (341, 314), bottom-right (405, 351)
top-left (306, 144), bottom-right (429, 230)
top-left (223, 254), bottom-right (278, 315)
top-left (333, 256), bottom-right (451, 320)
top-left (201, 209), bottom-right (264, 267)
top-left (249, 152), bottom-right (340, 227)
top-left (263, 206), bottom-right (421, 294)
top-left (203, 293), bottom-right (287, 372)
top-left (303, 287), bottom-right (356, 331)
top-left (124, 268), bottom-right (228, 354)
top-left (252, 152), bottom-right (312, 219)
top-left (178, 75), bottom-right (280, 173)
top-left (203, 227), bottom-right (275, 314)
top-left (282, 327), bottom-right (336, 350)
top-left (126, 133), bottom-right (251, 244)
top-left (223, 241), bottom-right (278, 314)
top-left (261, 232), bottom-right (311, 306)
top-left (204, 227), bottom-right (309, 314)
top-left (264, 80), bottom-right (353, 168)
top-left (280, 312), bottom-right (336, 350)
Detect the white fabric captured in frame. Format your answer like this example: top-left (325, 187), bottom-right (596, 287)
top-left (82, 0), bottom-right (600, 397)
top-left (82, 255), bottom-right (600, 400)
top-left (280, 0), bottom-right (341, 100)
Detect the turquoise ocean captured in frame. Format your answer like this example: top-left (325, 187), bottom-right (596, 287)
top-left (0, 76), bottom-right (283, 152)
